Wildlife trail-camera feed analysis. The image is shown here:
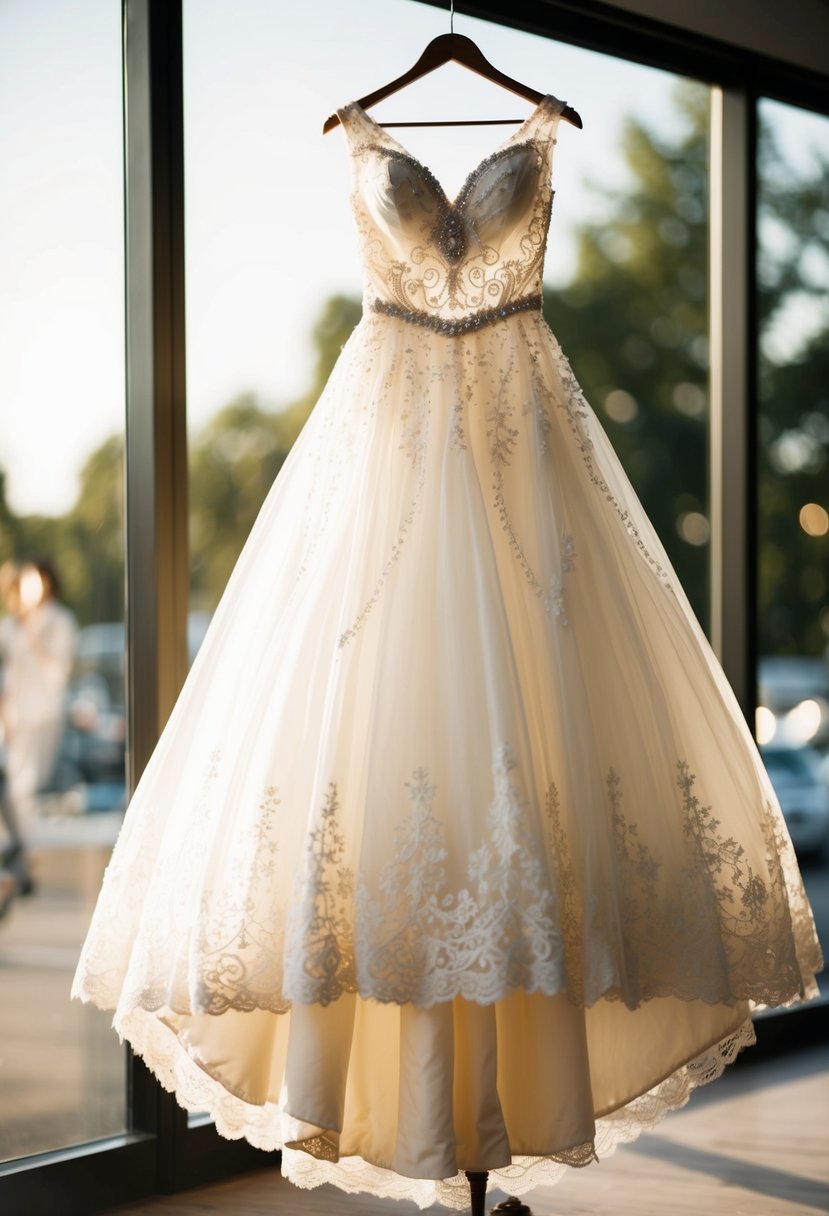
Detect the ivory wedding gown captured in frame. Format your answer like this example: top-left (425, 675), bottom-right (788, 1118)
top-left (72, 95), bottom-right (823, 1207)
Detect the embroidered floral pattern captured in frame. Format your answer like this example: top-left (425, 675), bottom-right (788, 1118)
top-left (675, 759), bottom-right (809, 1003)
top-left (546, 573), bottom-right (567, 623)
top-left (543, 777), bottom-right (583, 998)
top-left (522, 388), bottom-right (553, 455)
top-left (356, 745), bottom-right (562, 1005)
top-left (75, 736), bottom-right (820, 1021)
top-left (194, 884), bottom-right (290, 1016)
top-left (532, 332), bottom-right (675, 589)
top-left (541, 533), bottom-right (576, 625)
top-left (338, 342), bottom-right (430, 649)
top-left (285, 1133), bottom-right (340, 1163)
top-left (486, 350), bottom-right (552, 608)
top-left (193, 774), bottom-right (290, 1016)
top-left (285, 781), bottom-right (356, 1005)
top-left (449, 391), bottom-right (468, 453)
top-left (338, 98), bottom-right (560, 330)
top-left (329, 100), bottom-right (583, 634)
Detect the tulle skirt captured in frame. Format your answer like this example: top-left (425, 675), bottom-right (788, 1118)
top-left (72, 309), bottom-right (822, 1208)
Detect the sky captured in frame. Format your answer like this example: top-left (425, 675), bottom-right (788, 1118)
top-left (0, 0), bottom-right (826, 517)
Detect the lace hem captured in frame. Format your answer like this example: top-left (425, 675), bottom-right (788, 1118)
top-left (101, 1002), bottom-right (756, 1209)
top-left (72, 744), bottom-right (821, 1017)
top-left (75, 967), bottom-right (820, 1023)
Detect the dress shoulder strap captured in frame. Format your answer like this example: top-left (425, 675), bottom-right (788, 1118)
top-left (335, 102), bottom-right (380, 147)
top-left (531, 95), bottom-right (568, 141)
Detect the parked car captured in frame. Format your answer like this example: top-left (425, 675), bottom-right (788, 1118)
top-left (758, 655), bottom-right (829, 749)
top-left (33, 612), bottom-right (213, 813)
top-left (760, 741), bottom-right (829, 858)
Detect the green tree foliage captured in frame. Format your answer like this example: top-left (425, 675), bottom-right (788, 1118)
top-left (547, 87), bottom-right (829, 656)
top-left (545, 83), bottom-right (711, 630)
top-left (0, 471), bottom-right (22, 564)
top-left (1, 110), bottom-right (825, 660)
top-left (189, 394), bottom-right (299, 611)
top-left (189, 296), bottom-right (362, 610)
top-left (0, 437), bottom-right (124, 625)
top-left (64, 435), bottom-right (125, 623)
top-left (756, 124), bottom-right (829, 656)
top-left (305, 294), bottom-right (364, 403)
top-left (0, 296), bottom-right (363, 624)
top-left (758, 332), bottom-right (829, 655)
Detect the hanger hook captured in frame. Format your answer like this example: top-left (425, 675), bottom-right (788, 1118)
top-left (449, 0), bottom-right (454, 35)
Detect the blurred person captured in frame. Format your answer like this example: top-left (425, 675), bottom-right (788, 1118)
top-left (0, 561), bottom-right (19, 918)
top-left (0, 557), bottom-right (77, 916)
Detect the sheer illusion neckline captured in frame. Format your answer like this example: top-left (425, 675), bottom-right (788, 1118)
top-left (349, 94), bottom-right (558, 209)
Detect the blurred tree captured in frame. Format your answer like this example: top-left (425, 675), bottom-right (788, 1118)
top-left (66, 435), bottom-right (125, 623)
top-left (189, 394), bottom-right (297, 611)
top-left (545, 82), bottom-right (711, 630)
top-left (544, 85), bottom-right (828, 658)
top-left (756, 121), bottom-right (829, 657)
top-left (189, 295), bottom-right (363, 611)
top-left (1, 107), bottom-right (825, 657)
top-left (305, 294), bottom-right (364, 403)
top-left (0, 297), bottom-right (363, 624)
top-left (0, 438), bottom-right (124, 626)
top-left (0, 470), bottom-right (22, 566)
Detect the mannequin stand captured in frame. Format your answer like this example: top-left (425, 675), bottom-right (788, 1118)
top-left (465, 1172), bottom-right (488, 1216)
top-left (464, 1172), bottom-right (533, 1215)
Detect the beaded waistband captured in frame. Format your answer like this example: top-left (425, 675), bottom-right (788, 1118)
top-left (370, 293), bottom-right (542, 336)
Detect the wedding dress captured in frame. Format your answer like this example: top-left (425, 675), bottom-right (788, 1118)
top-left (72, 95), bottom-right (823, 1208)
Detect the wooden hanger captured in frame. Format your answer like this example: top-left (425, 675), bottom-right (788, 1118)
top-left (322, 31), bottom-right (582, 134)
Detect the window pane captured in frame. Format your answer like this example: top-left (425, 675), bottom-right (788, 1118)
top-left (0, 0), bottom-right (127, 1160)
top-left (184, 0), bottom-right (710, 635)
top-left (756, 99), bottom-right (829, 986)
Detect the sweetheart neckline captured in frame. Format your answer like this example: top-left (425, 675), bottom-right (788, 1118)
top-left (348, 94), bottom-right (560, 209)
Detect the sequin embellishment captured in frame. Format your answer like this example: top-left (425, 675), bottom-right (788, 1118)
top-left (372, 293), bottom-right (542, 336)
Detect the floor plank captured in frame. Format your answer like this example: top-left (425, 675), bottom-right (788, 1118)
top-left (105, 1044), bottom-right (829, 1215)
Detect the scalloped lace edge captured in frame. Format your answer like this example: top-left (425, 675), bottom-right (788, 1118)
top-left (105, 1005), bottom-right (757, 1209)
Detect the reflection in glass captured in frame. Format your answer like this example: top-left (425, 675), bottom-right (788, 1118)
top-left (756, 99), bottom-right (829, 982)
top-left (0, 560), bottom-right (78, 883)
top-left (0, 0), bottom-right (126, 1161)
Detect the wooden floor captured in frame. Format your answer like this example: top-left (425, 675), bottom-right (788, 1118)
top-left (106, 1043), bottom-right (829, 1215)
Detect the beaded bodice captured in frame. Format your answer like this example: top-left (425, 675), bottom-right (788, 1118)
top-left (336, 95), bottom-right (566, 334)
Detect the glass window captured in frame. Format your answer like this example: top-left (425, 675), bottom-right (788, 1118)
top-left (183, 0), bottom-right (710, 638)
top-left (0, 0), bottom-right (823, 1195)
top-left (0, 0), bottom-right (127, 1161)
top-left (756, 99), bottom-right (829, 984)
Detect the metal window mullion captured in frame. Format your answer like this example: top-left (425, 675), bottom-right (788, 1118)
top-left (122, 0), bottom-right (189, 1171)
top-left (123, 0), bottom-right (189, 775)
top-left (708, 85), bottom-right (758, 728)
